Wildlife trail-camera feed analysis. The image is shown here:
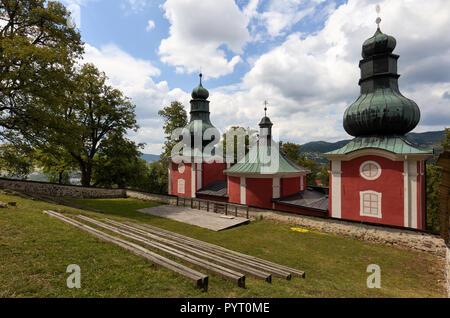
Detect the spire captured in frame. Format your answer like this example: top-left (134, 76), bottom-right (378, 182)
top-left (185, 73), bottom-right (216, 149)
top-left (259, 100), bottom-right (273, 139)
top-left (343, 11), bottom-right (420, 137)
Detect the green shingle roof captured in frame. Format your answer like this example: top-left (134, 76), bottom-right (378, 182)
top-left (325, 136), bottom-right (432, 156)
top-left (224, 143), bottom-right (310, 175)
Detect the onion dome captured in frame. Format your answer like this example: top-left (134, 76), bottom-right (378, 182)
top-left (184, 73), bottom-right (217, 150)
top-left (191, 73), bottom-right (209, 100)
top-left (343, 26), bottom-right (420, 137)
top-left (362, 27), bottom-right (396, 58)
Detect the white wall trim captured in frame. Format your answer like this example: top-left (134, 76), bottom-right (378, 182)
top-left (168, 162), bottom-right (172, 195)
top-left (331, 160), bottom-right (342, 219)
top-left (300, 175), bottom-right (304, 191)
top-left (191, 164), bottom-right (196, 198)
top-left (410, 161), bottom-right (418, 229)
top-left (177, 179), bottom-right (185, 194)
top-left (196, 163), bottom-right (202, 191)
top-left (404, 160), bottom-right (410, 227)
top-left (273, 177), bottom-right (280, 199)
top-left (240, 177), bottom-right (246, 205)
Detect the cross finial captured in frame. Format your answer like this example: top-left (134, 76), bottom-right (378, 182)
top-left (375, 4), bottom-right (381, 28)
top-left (263, 100), bottom-right (268, 116)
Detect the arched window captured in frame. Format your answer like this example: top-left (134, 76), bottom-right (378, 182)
top-left (360, 191), bottom-right (382, 218)
top-left (177, 179), bottom-right (185, 194)
top-left (178, 163), bottom-right (185, 174)
top-left (360, 161), bottom-right (381, 180)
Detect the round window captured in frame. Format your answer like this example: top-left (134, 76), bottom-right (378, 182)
top-left (178, 163), bottom-right (185, 174)
top-left (359, 161), bottom-right (381, 180)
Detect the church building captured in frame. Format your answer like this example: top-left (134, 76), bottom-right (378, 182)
top-left (324, 23), bottom-right (432, 229)
top-left (167, 20), bottom-right (432, 230)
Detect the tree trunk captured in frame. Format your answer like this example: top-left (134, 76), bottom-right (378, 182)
top-left (81, 165), bottom-right (92, 187)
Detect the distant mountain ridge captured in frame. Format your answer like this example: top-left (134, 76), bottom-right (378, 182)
top-left (141, 154), bottom-right (160, 162)
top-left (300, 130), bottom-right (446, 154)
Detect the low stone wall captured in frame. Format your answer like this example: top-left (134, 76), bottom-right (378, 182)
top-left (447, 244), bottom-right (450, 297)
top-left (247, 207), bottom-right (446, 258)
top-left (126, 190), bottom-right (178, 205)
top-left (0, 178), bottom-right (126, 198)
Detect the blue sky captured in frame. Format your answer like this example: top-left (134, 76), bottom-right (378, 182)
top-left (62, 0), bottom-right (450, 154)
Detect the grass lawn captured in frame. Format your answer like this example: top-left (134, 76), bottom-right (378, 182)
top-left (0, 193), bottom-right (446, 298)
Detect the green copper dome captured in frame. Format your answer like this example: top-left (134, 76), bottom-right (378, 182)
top-left (343, 27), bottom-right (420, 137)
top-left (191, 73), bottom-right (209, 100)
top-left (362, 27), bottom-right (396, 58)
top-left (184, 73), bottom-right (217, 150)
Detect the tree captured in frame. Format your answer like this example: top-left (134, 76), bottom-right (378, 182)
top-left (41, 63), bottom-right (138, 187)
top-left (92, 134), bottom-right (147, 189)
top-left (279, 141), bottom-right (320, 186)
top-left (0, 0), bottom-right (83, 142)
top-left (34, 147), bottom-right (76, 184)
top-left (0, 143), bottom-right (34, 179)
top-left (426, 164), bottom-right (441, 232)
top-left (158, 101), bottom-right (188, 161)
top-left (222, 126), bottom-right (256, 164)
top-left (318, 164), bottom-right (329, 187)
top-left (146, 160), bottom-right (168, 194)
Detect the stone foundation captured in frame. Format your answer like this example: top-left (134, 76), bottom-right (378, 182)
top-left (0, 178), bottom-right (126, 198)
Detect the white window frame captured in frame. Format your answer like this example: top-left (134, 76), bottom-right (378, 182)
top-left (177, 179), bottom-right (185, 194)
top-left (178, 163), bottom-right (185, 174)
top-left (360, 190), bottom-right (382, 218)
top-left (359, 161), bottom-right (381, 181)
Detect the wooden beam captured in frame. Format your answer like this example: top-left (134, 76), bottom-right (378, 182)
top-left (104, 218), bottom-right (272, 282)
top-left (123, 221), bottom-right (303, 279)
top-left (42, 210), bottom-right (208, 291)
top-left (76, 215), bottom-right (246, 288)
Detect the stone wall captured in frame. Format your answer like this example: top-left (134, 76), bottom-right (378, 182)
top-left (447, 244), bottom-right (450, 297)
top-left (0, 178), bottom-right (126, 198)
top-left (247, 207), bottom-right (446, 258)
top-left (126, 190), bottom-right (178, 205)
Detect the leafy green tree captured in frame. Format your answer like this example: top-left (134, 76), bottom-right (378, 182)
top-left (34, 147), bottom-right (76, 184)
top-left (318, 164), bottom-right (329, 187)
top-left (280, 141), bottom-right (320, 186)
top-left (0, 143), bottom-right (34, 179)
top-left (158, 101), bottom-right (188, 161)
top-left (0, 0), bottom-right (83, 142)
top-left (41, 64), bottom-right (138, 187)
top-left (146, 160), bottom-right (168, 194)
top-left (426, 164), bottom-right (441, 232)
top-left (442, 128), bottom-right (449, 151)
top-left (222, 126), bottom-right (256, 163)
top-left (92, 134), bottom-right (147, 189)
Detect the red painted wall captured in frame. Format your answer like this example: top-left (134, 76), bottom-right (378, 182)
top-left (228, 176), bottom-right (241, 204)
top-left (281, 177), bottom-right (300, 197)
top-left (171, 162), bottom-right (192, 198)
top-left (341, 155), bottom-right (404, 227)
top-left (202, 162), bottom-right (227, 188)
top-left (246, 178), bottom-right (273, 209)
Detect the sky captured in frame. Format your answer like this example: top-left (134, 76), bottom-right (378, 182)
top-left (61, 0), bottom-right (450, 154)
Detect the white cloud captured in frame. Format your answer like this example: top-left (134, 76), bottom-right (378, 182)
top-left (146, 20), bottom-right (155, 32)
top-left (123, 0), bottom-right (147, 13)
top-left (83, 44), bottom-right (190, 154)
top-left (204, 0), bottom-right (450, 144)
top-left (158, 0), bottom-right (250, 78)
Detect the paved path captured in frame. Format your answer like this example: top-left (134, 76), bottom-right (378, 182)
top-left (137, 205), bottom-right (250, 231)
